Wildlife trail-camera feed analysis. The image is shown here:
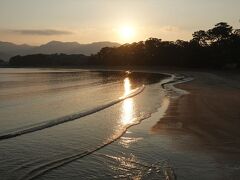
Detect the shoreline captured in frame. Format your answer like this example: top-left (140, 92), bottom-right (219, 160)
top-left (2, 67), bottom-right (239, 148)
top-left (152, 71), bottom-right (240, 151)
top-left (1, 68), bottom-right (240, 179)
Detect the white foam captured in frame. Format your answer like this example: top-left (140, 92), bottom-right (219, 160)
top-left (0, 85), bottom-right (145, 140)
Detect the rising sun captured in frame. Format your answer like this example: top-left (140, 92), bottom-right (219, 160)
top-left (119, 26), bottom-right (135, 42)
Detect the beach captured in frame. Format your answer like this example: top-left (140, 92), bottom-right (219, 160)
top-left (1, 68), bottom-right (240, 179)
top-left (153, 70), bottom-right (240, 150)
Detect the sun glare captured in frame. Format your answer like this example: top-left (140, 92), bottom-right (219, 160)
top-left (121, 78), bottom-right (134, 126)
top-left (119, 26), bottom-right (135, 42)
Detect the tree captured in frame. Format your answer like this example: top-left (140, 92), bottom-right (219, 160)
top-left (175, 40), bottom-right (189, 48)
top-left (9, 22), bottom-right (240, 69)
top-left (207, 22), bottom-right (233, 43)
top-left (191, 30), bottom-right (209, 46)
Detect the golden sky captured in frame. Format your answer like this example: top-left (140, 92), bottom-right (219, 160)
top-left (0, 0), bottom-right (239, 45)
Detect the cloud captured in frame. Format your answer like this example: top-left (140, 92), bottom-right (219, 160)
top-left (160, 26), bottom-right (181, 32)
top-left (6, 29), bottom-right (73, 36)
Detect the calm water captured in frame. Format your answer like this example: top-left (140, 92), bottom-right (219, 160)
top-left (0, 68), bottom-right (237, 180)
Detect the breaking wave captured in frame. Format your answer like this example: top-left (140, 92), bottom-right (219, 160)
top-left (0, 85), bottom-right (145, 141)
top-left (7, 73), bottom-right (192, 180)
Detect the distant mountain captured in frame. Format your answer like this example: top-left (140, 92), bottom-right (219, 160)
top-left (0, 41), bottom-right (120, 60)
top-left (0, 41), bottom-right (34, 60)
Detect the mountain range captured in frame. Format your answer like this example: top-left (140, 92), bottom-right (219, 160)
top-left (0, 41), bottom-right (120, 61)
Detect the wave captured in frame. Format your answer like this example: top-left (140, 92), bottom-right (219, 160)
top-left (0, 85), bottom-right (145, 141)
top-left (10, 73), bottom-right (191, 180)
top-left (160, 73), bottom-right (194, 97)
top-left (16, 114), bottom-right (151, 180)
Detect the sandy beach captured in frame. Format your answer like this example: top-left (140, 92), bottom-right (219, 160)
top-left (152, 71), bottom-right (240, 151)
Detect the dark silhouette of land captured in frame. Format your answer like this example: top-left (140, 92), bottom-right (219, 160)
top-left (0, 41), bottom-right (120, 61)
top-left (9, 54), bottom-right (89, 67)
top-left (7, 22), bottom-right (240, 69)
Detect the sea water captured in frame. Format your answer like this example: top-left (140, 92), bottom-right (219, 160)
top-left (0, 68), bottom-right (234, 180)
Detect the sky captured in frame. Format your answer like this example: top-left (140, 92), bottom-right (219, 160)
top-left (0, 0), bottom-right (239, 45)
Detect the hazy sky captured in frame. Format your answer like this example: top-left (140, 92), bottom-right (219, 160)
top-left (0, 0), bottom-right (239, 45)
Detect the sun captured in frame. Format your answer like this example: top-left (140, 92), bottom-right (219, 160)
top-left (119, 26), bottom-right (135, 42)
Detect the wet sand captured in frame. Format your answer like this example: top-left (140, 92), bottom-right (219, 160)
top-left (152, 71), bottom-right (240, 150)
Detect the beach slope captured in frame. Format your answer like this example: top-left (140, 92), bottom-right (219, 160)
top-left (153, 71), bottom-right (240, 147)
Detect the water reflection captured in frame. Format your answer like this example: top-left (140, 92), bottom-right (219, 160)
top-left (121, 78), bottom-right (134, 126)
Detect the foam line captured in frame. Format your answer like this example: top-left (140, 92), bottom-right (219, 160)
top-left (0, 85), bottom-right (145, 141)
top-left (12, 73), bottom-right (191, 180)
top-left (17, 114), bottom-right (151, 180)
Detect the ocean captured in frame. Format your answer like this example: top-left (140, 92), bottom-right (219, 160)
top-left (0, 68), bottom-right (229, 180)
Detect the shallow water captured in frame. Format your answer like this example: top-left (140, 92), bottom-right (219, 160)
top-left (0, 68), bottom-right (238, 180)
top-left (0, 68), bottom-right (167, 179)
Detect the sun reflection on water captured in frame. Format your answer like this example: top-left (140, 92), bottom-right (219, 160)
top-left (121, 78), bottom-right (134, 126)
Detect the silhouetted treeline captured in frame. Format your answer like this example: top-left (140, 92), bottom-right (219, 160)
top-left (90, 22), bottom-right (240, 69)
top-left (9, 54), bottom-right (89, 67)
top-left (9, 22), bottom-right (240, 69)
top-left (0, 59), bottom-right (4, 64)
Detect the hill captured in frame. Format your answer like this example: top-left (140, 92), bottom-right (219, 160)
top-left (0, 41), bottom-right (120, 60)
